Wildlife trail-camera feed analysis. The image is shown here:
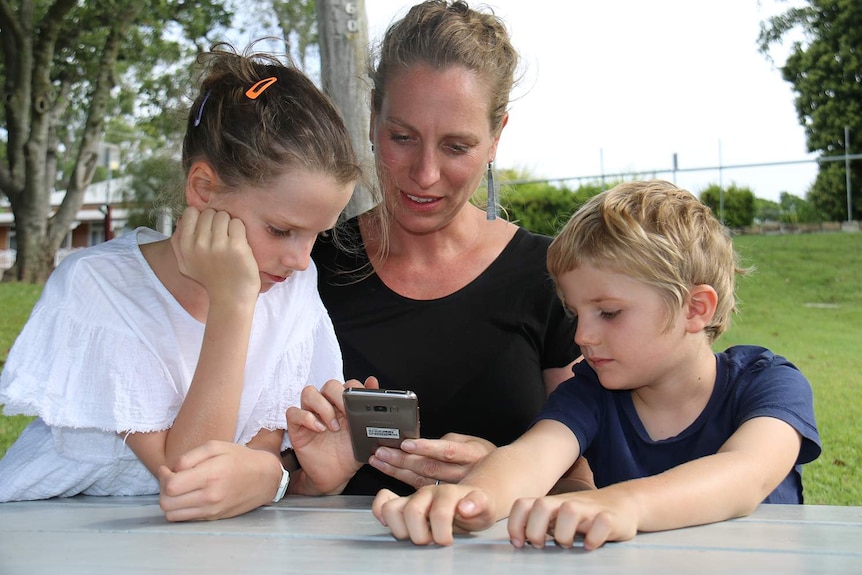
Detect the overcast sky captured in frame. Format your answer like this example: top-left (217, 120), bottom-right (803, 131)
top-left (364, 0), bottom-right (817, 203)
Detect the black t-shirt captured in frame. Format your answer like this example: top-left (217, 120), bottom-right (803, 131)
top-left (313, 217), bottom-right (579, 495)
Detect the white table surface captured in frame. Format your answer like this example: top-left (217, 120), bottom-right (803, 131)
top-left (1, 495), bottom-right (860, 574)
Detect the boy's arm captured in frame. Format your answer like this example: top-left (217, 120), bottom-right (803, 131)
top-left (511, 416), bottom-right (802, 550)
top-left (372, 419), bottom-right (580, 546)
top-left (631, 416), bottom-right (802, 531)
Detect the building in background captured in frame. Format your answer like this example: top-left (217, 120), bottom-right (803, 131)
top-left (0, 177), bottom-right (132, 271)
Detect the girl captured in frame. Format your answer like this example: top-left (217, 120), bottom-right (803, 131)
top-left (0, 44), bottom-right (361, 521)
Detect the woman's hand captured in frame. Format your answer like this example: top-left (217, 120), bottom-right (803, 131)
top-left (157, 439), bottom-right (283, 522)
top-left (172, 206), bottom-right (260, 304)
top-left (286, 376), bottom-right (380, 495)
top-left (369, 433), bottom-right (496, 488)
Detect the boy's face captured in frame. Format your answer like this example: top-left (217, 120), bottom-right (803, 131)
top-left (557, 263), bottom-right (693, 391)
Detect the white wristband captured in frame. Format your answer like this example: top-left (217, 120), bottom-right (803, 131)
top-left (272, 465), bottom-right (290, 503)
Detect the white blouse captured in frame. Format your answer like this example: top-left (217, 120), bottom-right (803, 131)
top-left (0, 228), bottom-right (343, 500)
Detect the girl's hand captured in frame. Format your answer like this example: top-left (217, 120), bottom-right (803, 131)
top-left (173, 206), bottom-right (260, 304)
top-left (286, 376), bottom-right (380, 494)
top-left (158, 439), bottom-right (283, 522)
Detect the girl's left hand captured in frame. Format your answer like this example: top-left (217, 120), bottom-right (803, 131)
top-left (173, 206), bottom-right (260, 304)
top-left (157, 440), bottom-right (282, 522)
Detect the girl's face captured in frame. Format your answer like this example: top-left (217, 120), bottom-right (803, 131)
top-left (557, 263), bottom-right (691, 391)
top-left (208, 169), bottom-right (353, 292)
top-left (370, 64), bottom-right (503, 233)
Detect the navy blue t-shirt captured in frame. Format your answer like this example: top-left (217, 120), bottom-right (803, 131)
top-left (537, 345), bottom-right (821, 503)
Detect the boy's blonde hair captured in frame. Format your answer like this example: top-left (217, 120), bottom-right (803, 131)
top-left (547, 180), bottom-right (748, 342)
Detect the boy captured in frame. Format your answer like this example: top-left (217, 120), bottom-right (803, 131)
top-left (371, 180), bottom-right (821, 550)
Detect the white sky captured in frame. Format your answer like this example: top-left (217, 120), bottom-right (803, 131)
top-left (364, 0), bottom-right (818, 203)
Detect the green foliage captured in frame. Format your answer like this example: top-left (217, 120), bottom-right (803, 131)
top-left (502, 182), bottom-right (582, 236)
top-left (778, 191), bottom-right (825, 223)
top-left (123, 155), bottom-right (185, 229)
top-left (700, 183), bottom-right (756, 228)
top-left (496, 169), bottom-right (607, 235)
top-left (759, 0), bottom-right (862, 221)
top-left (0, 0), bottom-right (235, 280)
top-left (755, 197), bottom-right (782, 223)
top-left (270, 0), bottom-right (319, 71)
top-left (808, 161), bottom-right (856, 222)
top-left (718, 232), bottom-right (862, 505)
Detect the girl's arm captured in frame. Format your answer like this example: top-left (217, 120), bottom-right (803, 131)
top-left (164, 208), bottom-right (260, 466)
top-left (125, 208), bottom-right (260, 473)
top-left (154, 428), bottom-right (285, 521)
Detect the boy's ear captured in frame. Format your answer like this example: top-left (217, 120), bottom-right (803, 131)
top-left (685, 284), bottom-right (718, 333)
top-left (185, 160), bottom-right (218, 209)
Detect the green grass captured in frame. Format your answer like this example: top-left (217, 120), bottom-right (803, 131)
top-left (716, 232), bottom-right (862, 506)
top-left (0, 281), bottom-right (42, 456)
top-left (0, 232), bottom-right (860, 504)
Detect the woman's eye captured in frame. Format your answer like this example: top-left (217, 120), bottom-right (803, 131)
top-left (390, 133), bottom-right (411, 143)
top-left (600, 310), bottom-right (621, 320)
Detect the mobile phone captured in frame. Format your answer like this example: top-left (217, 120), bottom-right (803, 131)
top-left (343, 388), bottom-right (420, 462)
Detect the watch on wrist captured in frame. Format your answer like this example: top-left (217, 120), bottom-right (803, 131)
top-left (272, 465), bottom-right (290, 503)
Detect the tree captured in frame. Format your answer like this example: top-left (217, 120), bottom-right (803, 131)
top-left (700, 184), bottom-right (756, 229)
top-left (759, 0), bottom-right (862, 221)
top-left (271, 0), bottom-right (318, 71)
top-left (0, 0), bottom-right (232, 282)
top-left (316, 0), bottom-right (375, 219)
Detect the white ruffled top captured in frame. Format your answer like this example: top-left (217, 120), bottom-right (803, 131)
top-left (0, 228), bottom-right (343, 500)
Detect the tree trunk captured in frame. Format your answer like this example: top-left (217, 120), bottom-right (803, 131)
top-left (316, 0), bottom-right (376, 219)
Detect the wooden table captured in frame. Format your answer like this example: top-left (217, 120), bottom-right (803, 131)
top-left (1, 495), bottom-right (859, 574)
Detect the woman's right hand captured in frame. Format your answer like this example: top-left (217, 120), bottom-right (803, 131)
top-left (286, 376), bottom-right (380, 495)
top-left (369, 433), bottom-right (496, 489)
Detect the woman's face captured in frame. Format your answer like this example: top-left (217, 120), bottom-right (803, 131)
top-left (370, 64), bottom-right (503, 234)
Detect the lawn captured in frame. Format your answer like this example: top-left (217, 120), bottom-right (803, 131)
top-left (0, 231), bottom-right (860, 504)
top-left (717, 231), bottom-right (862, 505)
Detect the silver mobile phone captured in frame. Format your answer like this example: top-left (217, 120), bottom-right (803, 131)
top-left (343, 388), bottom-right (420, 462)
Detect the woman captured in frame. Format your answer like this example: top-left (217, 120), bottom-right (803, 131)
top-left (289, 0), bottom-right (588, 495)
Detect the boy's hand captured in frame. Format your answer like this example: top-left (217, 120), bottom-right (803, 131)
top-left (507, 490), bottom-right (638, 551)
top-left (174, 206), bottom-right (260, 304)
top-left (372, 484), bottom-right (497, 545)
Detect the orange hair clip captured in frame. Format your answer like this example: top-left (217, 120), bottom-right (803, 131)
top-left (245, 77), bottom-right (278, 100)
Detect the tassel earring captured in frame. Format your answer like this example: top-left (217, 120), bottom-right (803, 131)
top-left (486, 162), bottom-right (497, 220)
